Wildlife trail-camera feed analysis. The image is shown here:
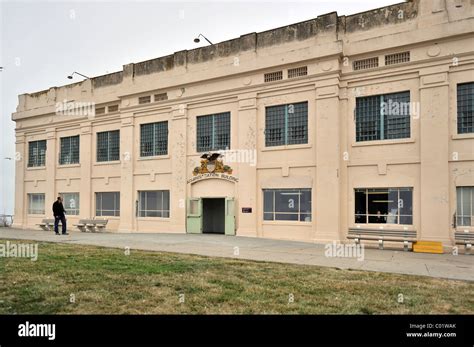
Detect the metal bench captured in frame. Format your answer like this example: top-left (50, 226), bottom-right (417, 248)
top-left (348, 227), bottom-right (417, 251)
top-left (455, 231), bottom-right (473, 254)
top-left (36, 219), bottom-right (61, 231)
top-left (74, 219), bottom-right (108, 232)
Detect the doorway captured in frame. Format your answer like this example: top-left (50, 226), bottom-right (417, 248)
top-left (202, 198), bottom-right (225, 234)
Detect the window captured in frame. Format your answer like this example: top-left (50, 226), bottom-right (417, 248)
top-left (28, 193), bottom-right (45, 214)
top-left (457, 82), bottom-right (474, 134)
top-left (108, 105), bottom-right (119, 113)
top-left (59, 193), bottom-right (80, 215)
top-left (59, 135), bottom-right (80, 165)
top-left (95, 107), bottom-right (105, 115)
top-left (138, 190), bottom-right (170, 217)
top-left (264, 71), bottom-right (283, 82)
top-left (457, 187), bottom-right (474, 226)
top-left (28, 140), bottom-right (46, 167)
top-left (355, 188), bottom-right (413, 225)
top-left (97, 130), bottom-right (120, 162)
top-left (353, 57), bottom-right (379, 71)
top-left (140, 121), bottom-right (168, 157)
top-left (196, 112), bottom-right (230, 152)
top-left (139, 96), bottom-right (151, 104)
top-left (154, 93), bottom-right (168, 102)
top-left (263, 189), bottom-right (311, 222)
top-left (265, 102), bottom-right (308, 147)
top-left (355, 91), bottom-right (411, 142)
top-left (288, 66), bottom-right (307, 79)
top-left (385, 51), bottom-right (410, 66)
top-left (95, 192), bottom-right (120, 216)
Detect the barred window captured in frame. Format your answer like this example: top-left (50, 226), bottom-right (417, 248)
top-left (457, 187), bottom-right (474, 227)
top-left (138, 190), bottom-right (170, 217)
top-left (97, 130), bottom-right (120, 162)
top-left (196, 112), bottom-right (230, 152)
top-left (264, 71), bottom-right (283, 83)
top-left (96, 192), bottom-right (120, 216)
top-left (139, 96), bottom-right (151, 104)
top-left (27, 193), bottom-right (45, 214)
top-left (108, 105), bottom-right (119, 113)
top-left (353, 57), bottom-right (379, 71)
top-left (95, 107), bottom-right (105, 115)
top-left (385, 51), bottom-right (410, 66)
top-left (355, 91), bottom-right (411, 142)
top-left (288, 66), bottom-right (308, 79)
top-left (263, 189), bottom-right (312, 222)
top-left (140, 121), bottom-right (168, 157)
top-left (457, 82), bottom-right (474, 134)
top-left (59, 192), bottom-right (80, 215)
top-left (28, 140), bottom-right (47, 167)
top-left (265, 102), bottom-right (308, 147)
top-left (59, 135), bottom-right (80, 165)
top-left (154, 93), bottom-right (168, 102)
top-left (355, 188), bottom-right (413, 225)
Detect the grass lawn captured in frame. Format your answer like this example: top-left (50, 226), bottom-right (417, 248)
top-left (0, 239), bottom-right (472, 314)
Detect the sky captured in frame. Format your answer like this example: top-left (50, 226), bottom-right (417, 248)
top-left (0, 0), bottom-right (400, 215)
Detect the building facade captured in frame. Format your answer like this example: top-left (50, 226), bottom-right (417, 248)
top-left (12, 0), bottom-right (474, 246)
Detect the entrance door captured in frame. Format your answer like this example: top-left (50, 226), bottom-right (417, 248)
top-left (225, 197), bottom-right (236, 236)
top-left (187, 198), bottom-right (202, 234)
top-left (202, 198), bottom-right (225, 234)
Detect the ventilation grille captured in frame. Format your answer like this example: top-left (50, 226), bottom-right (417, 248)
top-left (95, 107), bottom-right (105, 115)
top-left (288, 66), bottom-right (308, 79)
top-left (108, 105), bottom-right (119, 113)
top-left (154, 93), bottom-right (168, 102)
top-left (138, 96), bottom-right (151, 104)
top-left (385, 51), bottom-right (410, 66)
top-left (353, 57), bottom-right (379, 71)
top-left (264, 71), bottom-right (283, 83)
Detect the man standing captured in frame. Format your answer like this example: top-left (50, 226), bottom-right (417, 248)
top-left (52, 196), bottom-right (68, 235)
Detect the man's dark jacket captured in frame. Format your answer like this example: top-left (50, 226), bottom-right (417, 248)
top-left (52, 201), bottom-right (66, 217)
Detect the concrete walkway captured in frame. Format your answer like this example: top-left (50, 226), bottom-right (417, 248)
top-left (1, 228), bottom-right (473, 281)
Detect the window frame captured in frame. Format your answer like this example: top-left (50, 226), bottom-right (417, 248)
top-left (95, 192), bottom-right (120, 217)
top-left (59, 135), bottom-right (80, 165)
top-left (196, 112), bottom-right (231, 153)
top-left (140, 121), bottom-right (168, 157)
top-left (28, 140), bottom-right (47, 167)
top-left (263, 188), bottom-right (312, 222)
top-left (457, 82), bottom-right (474, 134)
top-left (27, 193), bottom-right (45, 215)
top-left (138, 190), bottom-right (170, 218)
top-left (354, 187), bottom-right (413, 225)
top-left (456, 186), bottom-right (474, 227)
top-left (96, 130), bottom-right (120, 162)
top-left (264, 101), bottom-right (308, 147)
top-left (355, 91), bottom-right (411, 142)
top-left (59, 192), bottom-right (80, 215)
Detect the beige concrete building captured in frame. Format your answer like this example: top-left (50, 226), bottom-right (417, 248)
top-left (11, 0), bottom-right (474, 246)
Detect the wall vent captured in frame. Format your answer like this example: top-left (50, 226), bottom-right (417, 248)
top-left (353, 57), bottom-right (379, 71)
top-left (385, 51), bottom-right (410, 66)
top-left (154, 93), bottom-right (168, 102)
top-left (95, 107), bottom-right (105, 115)
top-left (288, 66), bottom-right (308, 78)
top-left (264, 71), bottom-right (283, 83)
top-left (108, 105), bottom-right (119, 112)
top-left (138, 96), bottom-right (151, 104)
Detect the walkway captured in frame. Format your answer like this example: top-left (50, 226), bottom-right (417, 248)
top-left (1, 228), bottom-right (473, 281)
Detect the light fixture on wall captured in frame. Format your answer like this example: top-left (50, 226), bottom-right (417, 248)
top-left (67, 71), bottom-right (90, 80)
top-left (193, 34), bottom-right (213, 45)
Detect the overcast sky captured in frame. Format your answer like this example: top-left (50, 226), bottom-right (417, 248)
top-left (0, 0), bottom-right (399, 215)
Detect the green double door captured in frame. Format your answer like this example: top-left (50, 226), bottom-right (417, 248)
top-left (187, 197), bottom-right (235, 235)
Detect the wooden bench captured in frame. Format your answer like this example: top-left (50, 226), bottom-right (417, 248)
top-left (36, 219), bottom-right (61, 231)
top-left (348, 227), bottom-right (417, 251)
top-left (74, 219), bottom-right (108, 232)
top-left (455, 231), bottom-right (473, 254)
